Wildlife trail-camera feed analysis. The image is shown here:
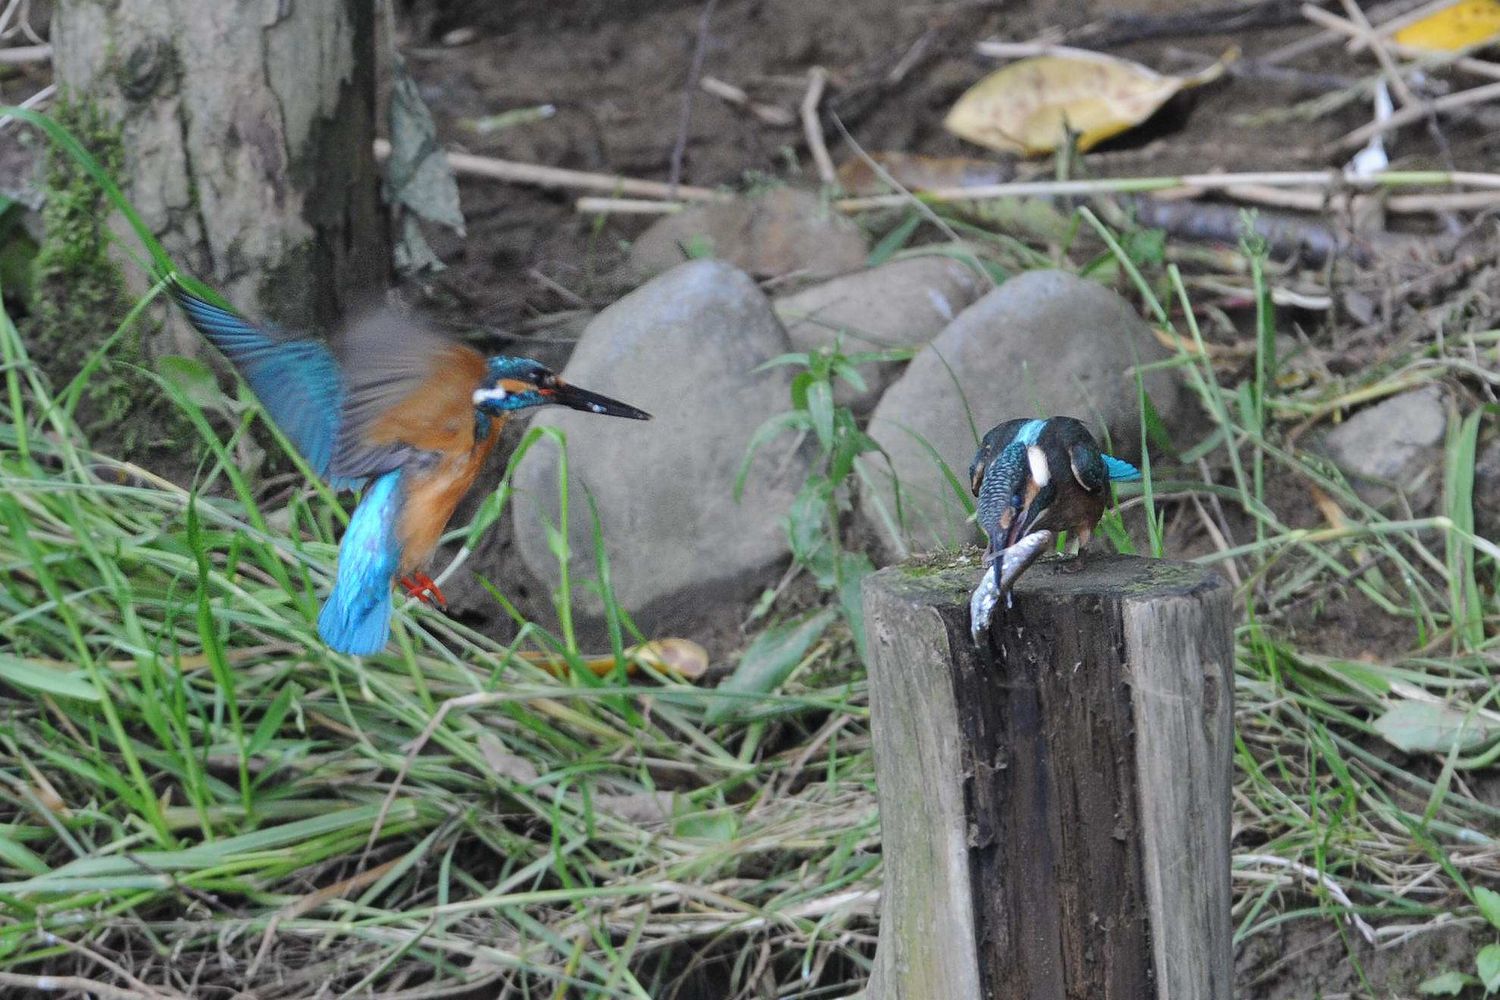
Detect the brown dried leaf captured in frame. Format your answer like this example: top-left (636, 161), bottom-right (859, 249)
top-left (595, 791), bottom-right (677, 828)
top-left (944, 51), bottom-right (1229, 156)
top-left (835, 152), bottom-right (1014, 195)
top-left (475, 732), bottom-right (541, 785)
top-left (516, 638), bottom-right (709, 681)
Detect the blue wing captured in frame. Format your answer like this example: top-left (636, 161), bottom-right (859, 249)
top-left (169, 285), bottom-right (346, 480)
top-left (1103, 455), bottom-right (1142, 482)
top-left (975, 441), bottom-right (1028, 555)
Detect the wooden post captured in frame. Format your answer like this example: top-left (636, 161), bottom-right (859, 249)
top-left (862, 555), bottom-right (1234, 1000)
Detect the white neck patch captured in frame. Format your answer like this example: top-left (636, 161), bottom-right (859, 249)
top-left (473, 385), bottom-right (510, 406)
top-left (1027, 444), bottom-right (1050, 487)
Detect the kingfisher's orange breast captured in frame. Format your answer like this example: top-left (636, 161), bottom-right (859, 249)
top-left (357, 343), bottom-right (504, 574)
top-left (397, 414), bottom-right (503, 574)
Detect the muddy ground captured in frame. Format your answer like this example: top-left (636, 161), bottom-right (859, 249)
top-left (398, 0), bottom-right (1363, 327)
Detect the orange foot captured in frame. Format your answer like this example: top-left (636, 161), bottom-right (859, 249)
top-left (399, 572), bottom-right (448, 611)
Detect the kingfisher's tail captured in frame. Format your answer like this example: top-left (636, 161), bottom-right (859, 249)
top-left (1103, 454), bottom-right (1142, 482)
top-left (317, 471), bottom-right (404, 655)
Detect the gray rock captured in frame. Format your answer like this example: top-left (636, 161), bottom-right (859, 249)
top-left (856, 269), bottom-right (1185, 559)
top-left (1320, 387), bottom-right (1447, 511)
top-left (627, 188), bottom-right (868, 282)
top-left (1477, 436), bottom-right (1500, 542)
top-left (773, 255), bottom-right (988, 410)
top-left (511, 260), bottom-right (808, 621)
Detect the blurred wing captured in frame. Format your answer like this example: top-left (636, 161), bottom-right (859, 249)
top-left (169, 284), bottom-right (344, 478)
top-left (329, 310), bottom-right (489, 483)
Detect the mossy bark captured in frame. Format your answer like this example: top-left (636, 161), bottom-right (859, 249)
top-left (51, 0), bottom-right (387, 343)
top-left (25, 96), bottom-right (154, 442)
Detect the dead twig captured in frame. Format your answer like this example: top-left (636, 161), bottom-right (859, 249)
top-left (1127, 194), bottom-right (1421, 268)
top-left (700, 75), bottom-right (796, 126)
top-left (668, 0), bottom-right (719, 194)
top-left (362, 691), bottom-right (507, 863)
top-left (828, 114), bottom-right (985, 282)
top-left (0, 971), bottom-right (159, 1000)
top-left (576, 197), bottom-right (685, 215)
top-left (373, 139), bottom-right (729, 203)
top-left (1069, 0), bottom-right (1308, 46)
top-left (1236, 854), bottom-right (1378, 945)
top-left (0, 42), bottom-right (47, 62)
top-left (1332, 0), bottom-right (1417, 106)
top-left (1387, 189), bottom-right (1500, 211)
top-left (975, 40), bottom-right (1119, 62)
top-left (245, 855), bottom-right (404, 984)
top-left (0, 81), bottom-right (53, 133)
top-left (835, 168), bottom-right (1500, 212)
top-left (1335, 79), bottom-right (1500, 149)
top-left (800, 67), bottom-right (837, 187)
top-left (1343, 0), bottom-right (1463, 52)
top-left (1305, 5), bottom-right (1500, 80)
top-left (1263, 0), bottom-right (1445, 66)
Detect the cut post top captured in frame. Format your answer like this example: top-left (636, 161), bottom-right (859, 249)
top-left (872, 550), bottom-right (1227, 610)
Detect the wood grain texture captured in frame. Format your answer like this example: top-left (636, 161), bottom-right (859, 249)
top-left (862, 554), bottom-right (1233, 1000)
top-left (1124, 588), bottom-right (1234, 1000)
top-left (863, 581), bottom-right (982, 1000)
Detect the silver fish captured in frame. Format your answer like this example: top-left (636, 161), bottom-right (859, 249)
top-left (969, 529), bottom-right (1055, 644)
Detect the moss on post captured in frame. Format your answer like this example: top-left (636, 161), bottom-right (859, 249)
top-left (26, 97), bottom-right (193, 453)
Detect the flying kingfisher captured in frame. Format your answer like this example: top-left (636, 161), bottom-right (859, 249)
top-left (166, 277), bottom-right (651, 656)
top-left (968, 416), bottom-right (1142, 642)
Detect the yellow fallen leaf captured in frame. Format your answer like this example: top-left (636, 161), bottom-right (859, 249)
top-left (1392, 0), bottom-right (1500, 51)
top-left (944, 50), bottom-right (1230, 156)
top-left (517, 638), bottom-right (709, 681)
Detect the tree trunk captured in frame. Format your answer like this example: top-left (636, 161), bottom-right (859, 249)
top-left (51, 0), bottom-right (386, 346)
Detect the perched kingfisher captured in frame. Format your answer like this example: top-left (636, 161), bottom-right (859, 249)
top-left (968, 416), bottom-right (1141, 642)
top-left (166, 277), bottom-right (650, 656)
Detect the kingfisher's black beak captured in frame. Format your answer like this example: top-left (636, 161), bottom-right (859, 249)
top-left (546, 381), bottom-right (652, 421)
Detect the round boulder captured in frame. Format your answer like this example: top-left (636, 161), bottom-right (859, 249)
top-left (1318, 386), bottom-right (1448, 512)
top-left (773, 255), bottom-right (988, 410)
top-left (857, 269), bottom-right (1185, 559)
top-left (626, 188), bottom-right (868, 282)
top-left (511, 260), bottom-right (809, 622)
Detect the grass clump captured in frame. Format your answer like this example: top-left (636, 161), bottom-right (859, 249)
top-left (25, 97), bottom-right (191, 456)
top-left (0, 288), bottom-right (879, 998)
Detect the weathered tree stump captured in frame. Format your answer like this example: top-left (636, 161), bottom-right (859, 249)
top-left (862, 554), bottom-right (1233, 1000)
top-left (53, 0), bottom-right (386, 336)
